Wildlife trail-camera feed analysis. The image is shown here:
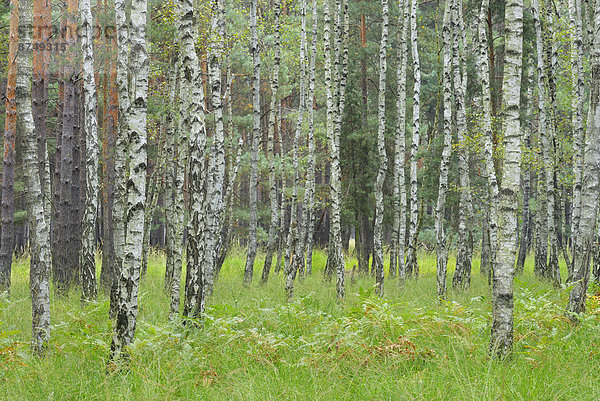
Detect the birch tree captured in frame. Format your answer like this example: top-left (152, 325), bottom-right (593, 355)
top-left (373, 0), bottom-right (389, 296)
top-left (17, 0), bottom-right (51, 354)
top-left (490, 0), bottom-right (523, 356)
top-left (435, 0), bottom-right (453, 299)
top-left (244, 0), bottom-right (260, 284)
top-left (261, 0), bottom-right (281, 284)
top-left (202, 0), bottom-right (227, 298)
top-left (110, 0), bottom-right (149, 360)
top-left (566, 0), bottom-right (600, 321)
top-left (405, 0), bottom-right (421, 278)
top-left (394, 0), bottom-right (409, 282)
top-left (80, 0), bottom-right (99, 302)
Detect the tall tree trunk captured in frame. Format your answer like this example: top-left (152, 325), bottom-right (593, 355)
top-left (303, 0), bottom-right (318, 276)
top-left (405, 0), bottom-right (421, 278)
top-left (80, 0), bottom-right (99, 302)
top-left (110, 0), bottom-right (130, 319)
top-left (566, 0), bottom-right (600, 320)
top-left (478, 0), bottom-right (498, 285)
top-left (451, 0), bottom-right (473, 290)
top-left (569, 0), bottom-right (585, 242)
top-left (181, 0), bottom-right (208, 319)
top-left (490, 0), bottom-right (523, 357)
top-left (110, 0), bottom-right (148, 360)
top-left (436, 0), bottom-right (452, 300)
top-left (0, 0), bottom-right (18, 294)
top-left (542, 0), bottom-right (560, 285)
top-left (285, 0), bottom-right (307, 300)
top-left (373, 0), bottom-right (389, 296)
top-left (244, 0), bottom-right (260, 284)
top-left (394, 0), bottom-right (409, 283)
top-left (17, 0), bottom-right (51, 354)
top-left (202, 0), bottom-right (226, 300)
top-left (516, 56), bottom-right (534, 274)
top-left (261, 0), bottom-right (281, 284)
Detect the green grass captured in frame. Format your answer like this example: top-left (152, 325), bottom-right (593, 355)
top-left (2, 248), bottom-right (600, 400)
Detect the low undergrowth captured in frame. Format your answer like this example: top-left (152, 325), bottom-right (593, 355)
top-left (1, 249), bottom-right (600, 400)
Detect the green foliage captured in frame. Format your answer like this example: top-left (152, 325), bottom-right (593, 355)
top-left (2, 252), bottom-right (600, 399)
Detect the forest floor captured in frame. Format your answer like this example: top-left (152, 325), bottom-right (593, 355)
top-left (2, 249), bottom-right (600, 400)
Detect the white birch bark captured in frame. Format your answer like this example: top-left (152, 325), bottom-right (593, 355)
top-left (110, 0), bottom-right (148, 360)
top-left (405, 0), bottom-right (421, 277)
top-left (261, 0), bottom-right (281, 284)
top-left (570, 0), bottom-right (585, 239)
top-left (490, 0), bottom-right (523, 357)
top-left (394, 0), bottom-right (409, 283)
top-left (478, 0), bottom-right (499, 284)
top-left (373, 0), bottom-right (389, 296)
top-left (202, 0), bottom-right (226, 300)
top-left (451, 0), bottom-right (473, 290)
top-left (180, 0), bottom-right (208, 318)
top-left (110, 0), bottom-right (130, 320)
top-left (435, 0), bottom-right (452, 300)
top-left (80, 0), bottom-right (99, 302)
top-left (17, 0), bottom-right (51, 354)
top-left (244, 0), bottom-right (260, 284)
top-left (567, 0), bottom-right (600, 320)
top-left (286, 0), bottom-right (308, 299)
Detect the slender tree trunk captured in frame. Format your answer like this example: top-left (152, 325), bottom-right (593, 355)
top-left (261, 0), bottom-right (281, 284)
top-left (80, 0), bottom-right (99, 302)
top-left (285, 0), bottom-right (307, 300)
top-left (17, 0), bottom-right (51, 354)
top-left (478, 0), bottom-right (499, 285)
top-left (436, 0), bottom-right (452, 300)
top-left (567, 0), bottom-right (600, 320)
top-left (373, 0), bottom-right (389, 296)
top-left (110, 0), bottom-right (148, 360)
top-left (304, 0), bottom-right (318, 276)
top-left (0, 0), bottom-right (18, 294)
top-left (394, 0), bottom-right (409, 283)
top-left (202, 0), bottom-right (226, 300)
top-left (244, 0), bottom-right (260, 284)
top-left (516, 57), bottom-right (534, 274)
top-left (405, 0), bottom-right (421, 278)
top-left (181, 0), bottom-right (208, 319)
top-left (490, 0), bottom-right (523, 357)
top-left (569, 0), bottom-right (585, 242)
top-left (451, 0), bottom-right (473, 290)
top-left (110, 0), bottom-right (130, 319)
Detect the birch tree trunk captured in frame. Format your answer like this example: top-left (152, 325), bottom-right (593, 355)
top-left (110, 0), bottom-right (148, 360)
top-left (435, 0), bottom-right (452, 300)
top-left (180, 0), bottom-right (208, 318)
top-left (569, 0), bottom-right (584, 241)
top-left (394, 0), bottom-right (409, 283)
top-left (451, 0), bottom-right (473, 290)
top-left (202, 0), bottom-right (227, 299)
top-left (542, 1), bottom-right (560, 285)
top-left (567, 0), bottom-right (600, 320)
top-left (0, 0), bottom-right (18, 294)
top-left (373, 0), bottom-right (389, 296)
top-left (17, 0), bottom-right (51, 354)
top-left (478, 0), bottom-right (499, 285)
top-left (80, 0), bottom-right (99, 302)
top-left (490, 0), bottom-right (523, 357)
top-left (324, 0), bottom-right (346, 298)
top-left (405, 0), bottom-right (421, 278)
top-left (244, 0), bottom-right (260, 284)
top-left (261, 0), bottom-right (281, 284)
top-left (110, 0), bottom-right (130, 319)
top-left (286, 0), bottom-right (307, 300)
top-left (303, 0), bottom-right (318, 276)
